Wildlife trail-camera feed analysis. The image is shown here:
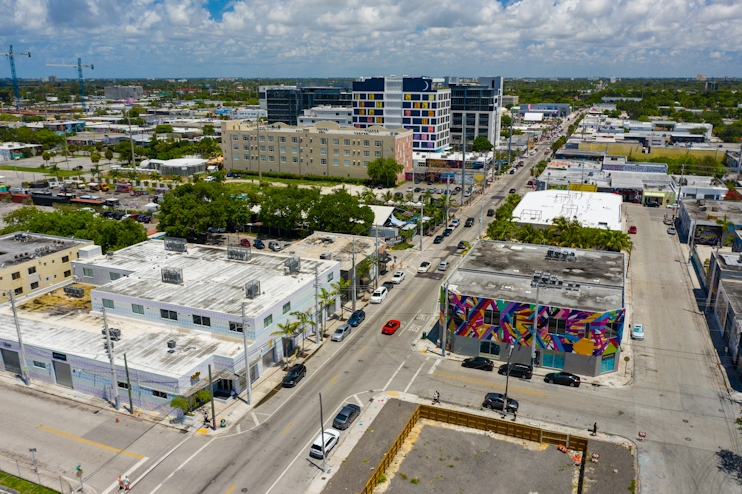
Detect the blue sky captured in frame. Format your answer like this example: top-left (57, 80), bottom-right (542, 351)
top-left (2, 0), bottom-right (741, 79)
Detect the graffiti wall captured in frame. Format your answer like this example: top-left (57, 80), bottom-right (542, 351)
top-left (442, 291), bottom-right (624, 357)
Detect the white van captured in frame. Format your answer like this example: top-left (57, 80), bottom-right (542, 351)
top-left (370, 286), bottom-right (388, 304)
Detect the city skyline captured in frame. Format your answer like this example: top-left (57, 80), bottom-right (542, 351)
top-left (2, 0), bottom-right (741, 79)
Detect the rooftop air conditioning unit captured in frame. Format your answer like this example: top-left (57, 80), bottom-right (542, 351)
top-left (167, 340), bottom-right (176, 349)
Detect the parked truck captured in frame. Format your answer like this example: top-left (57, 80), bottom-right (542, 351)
top-left (89, 182), bottom-right (110, 192)
top-left (115, 182), bottom-right (132, 193)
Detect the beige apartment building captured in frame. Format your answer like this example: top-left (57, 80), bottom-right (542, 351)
top-left (0, 233), bottom-right (93, 301)
top-left (221, 121), bottom-right (413, 181)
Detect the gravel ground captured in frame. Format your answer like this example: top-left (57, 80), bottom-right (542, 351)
top-left (323, 399), bottom-right (419, 494)
top-left (376, 419), bottom-right (581, 494)
top-left (582, 440), bottom-right (636, 494)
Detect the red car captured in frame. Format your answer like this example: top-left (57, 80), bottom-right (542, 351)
top-left (240, 238), bottom-right (251, 247)
top-left (382, 319), bottom-right (401, 335)
top-left (628, 226), bottom-right (637, 234)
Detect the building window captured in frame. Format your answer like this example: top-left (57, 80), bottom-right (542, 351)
top-left (14, 287), bottom-right (22, 295)
top-left (269, 156), bottom-right (275, 162)
top-left (259, 136), bottom-right (265, 142)
top-left (64, 270), bottom-right (71, 277)
top-left (320, 138), bottom-right (327, 145)
top-left (292, 157), bottom-right (298, 163)
top-left (363, 150), bottom-right (370, 157)
top-left (268, 136), bottom-right (274, 142)
top-left (118, 381), bottom-right (129, 389)
top-left (328, 272), bottom-right (334, 282)
top-left (160, 309), bottom-right (178, 321)
top-left (333, 139), bottom-right (339, 145)
top-left (483, 309), bottom-right (500, 326)
top-left (229, 322), bottom-right (244, 333)
top-left (260, 156), bottom-right (266, 161)
top-left (375, 140), bottom-right (381, 147)
top-left (233, 144), bottom-right (238, 150)
top-left (11, 272), bottom-right (20, 280)
top-left (235, 155), bottom-right (240, 160)
top-left (364, 161), bottom-right (369, 167)
top-left (132, 304), bottom-right (144, 314)
top-left (344, 139), bottom-right (350, 145)
top-left (260, 146), bottom-right (265, 152)
top-left (547, 318), bottom-right (566, 335)
top-left (268, 146), bottom-right (274, 152)
top-left (604, 321), bottom-right (620, 339)
top-left (363, 140), bottom-right (369, 146)
top-left (279, 136), bottom-right (286, 143)
top-left (110, 272), bottom-right (121, 281)
top-left (102, 299), bottom-right (114, 309)
top-left (244, 154), bottom-right (249, 160)
top-left (344, 149), bottom-right (350, 156)
top-left (321, 159), bottom-right (327, 165)
top-left (263, 314), bottom-right (273, 327)
top-left (375, 151), bottom-right (381, 157)
top-left (283, 302), bottom-right (291, 314)
top-left (333, 149), bottom-right (339, 156)
top-left (30, 281), bottom-right (39, 290)
top-left (193, 315), bottom-right (211, 327)
top-left (333, 159), bottom-right (339, 166)
top-left (320, 148), bottom-right (327, 155)
top-left (292, 147), bottom-right (298, 153)
top-left (28, 266), bottom-right (36, 275)
top-left (281, 156), bottom-right (287, 163)
top-left (292, 137), bottom-right (297, 143)
top-left (232, 134), bottom-right (238, 140)
top-left (152, 390), bottom-right (167, 399)
top-left (33, 361), bottom-right (46, 369)
top-left (344, 160), bottom-right (350, 166)
top-left (62, 255), bottom-right (69, 263)
top-left (243, 135), bottom-right (249, 141)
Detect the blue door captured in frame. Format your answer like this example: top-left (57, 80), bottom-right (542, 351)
top-left (541, 352), bottom-right (565, 370)
top-left (542, 352), bottom-right (553, 368)
top-left (553, 354), bottom-right (565, 369)
top-left (600, 354), bottom-right (615, 373)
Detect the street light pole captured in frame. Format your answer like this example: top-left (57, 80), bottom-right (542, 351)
top-left (241, 303), bottom-right (252, 405)
top-left (126, 113), bottom-right (137, 169)
top-left (441, 282), bottom-right (449, 358)
top-left (102, 308), bottom-right (119, 410)
top-left (419, 202), bottom-right (424, 252)
top-left (502, 344), bottom-right (515, 417)
top-left (8, 289), bottom-right (30, 385)
top-left (351, 239), bottom-right (357, 312)
top-left (478, 202), bottom-right (484, 239)
top-left (319, 392), bottom-right (327, 472)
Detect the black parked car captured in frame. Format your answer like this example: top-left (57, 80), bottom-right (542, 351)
top-left (487, 209), bottom-right (495, 217)
top-left (461, 357), bottom-right (494, 371)
top-left (443, 228), bottom-right (453, 237)
top-left (457, 241), bottom-right (467, 250)
top-left (482, 393), bottom-right (519, 412)
top-left (382, 281), bottom-right (395, 291)
top-left (282, 364), bottom-right (306, 388)
top-left (332, 403), bottom-right (361, 430)
top-left (253, 238), bottom-right (265, 249)
top-left (498, 363), bottom-right (533, 379)
top-left (464, 218), bottom-right (474, 227)
top-left (544, 371), bottom-right (581, 387)
top-left (433, 235), bottom-right (444, 244)
top-left (348, 310), bottom-right (366, 327)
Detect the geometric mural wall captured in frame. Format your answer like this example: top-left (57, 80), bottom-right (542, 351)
top-left (441, 290), bottom-right (624, 357)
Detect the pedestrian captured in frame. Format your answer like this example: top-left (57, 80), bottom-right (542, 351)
top-left (118, 476), bottom-right (124, 491)
top-left (432, 391), bottom-right (440, 405)
top-left (592, 422), bottom-right (598, 436)
top-left (123, 476), bottom-right (130, 491)
top-left (512, 410), bottom-right (517, 422)
top-left (230, 389), bottom-right (236, 400)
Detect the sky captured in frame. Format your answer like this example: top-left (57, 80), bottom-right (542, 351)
top-left (2, 0), bottom-right (741, 80)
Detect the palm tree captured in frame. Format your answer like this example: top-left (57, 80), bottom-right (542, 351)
top-left (318, 287), bottom-right (337, 334)
top-left (405, 192), bottom-right (414, 202)
top-left (360, 189), bottom-right (377, 204)
top-left (382, 190), bottom-right (394, 203)
top-left (331, 278), bottom-right (351, 308)
top-left (423, 189), bottom-right (433, 204)
top-left (486, 219), bottom-right (515, 241)
top-left (271, 320), bottom-right (300, 366)
top-left (716, 214), bottom-right (735, 246)
top-left (290, 309), bottom-right (316, 350)
top-left (515, 224), bottom-right (545, 244)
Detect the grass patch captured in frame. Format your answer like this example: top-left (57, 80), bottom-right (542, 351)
top-left (0, 165), bottom-right (83, 179)
top-left (628, 479), bottom-right (636, 494)
top-left (390, 242), bottom-right (414, 250)
top-left (377, 473), bottom-right (387, 484)
top-left (399, 473), bottom-right (407, 480)
top-left (0, 470), bottom-right (59, 494)
top-left (410, 478), bottom-right (419, 484)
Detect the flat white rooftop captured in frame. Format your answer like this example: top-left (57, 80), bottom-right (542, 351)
top-left (512, 190), bottom-right (623, 231)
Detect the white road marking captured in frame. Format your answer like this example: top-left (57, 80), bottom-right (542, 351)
top-left (383, 359), bottom-right (408, 391)
top-left (100, 456), bottom-right (149, 494)
top-left (407, 324), bottom-right (422, 333)
top-left (251, 411), bottom-right (259, 426)
top-left (148, 438), bottom-right (216, 493)
top-left (403, 358), bottom-right (429, 394)
top-left (128, 434), bottom-right (194, 490)
top-left (428, 359), bottom-right (442, 375)
top-left (236, 423), bottom-right (242, 433)
top-left (353, 394), bottom-right (364, 408)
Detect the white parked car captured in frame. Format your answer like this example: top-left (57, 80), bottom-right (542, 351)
top-left (406, 187), bottom-right (414, 192)
top-left (331, 324), bottom-right (351, 342)
top-left (204, 176), bottom-right (217, 182)
top-left (370, 286), bottom-right (388, 304)
top-left (631, 323), bottom-right (645, 340)
top-left (418, 261), bottom-right (432, 273)
top-left (391, 271), bottom-right (405, 284)
top-left (309, 429), bottom-right (340, 459)
top-left (438, 260), bottom-right (450, 271)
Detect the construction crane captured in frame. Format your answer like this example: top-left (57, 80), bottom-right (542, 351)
top-left (2, 45), bottom-right (32, 110)
top-left (46, 57), bottom-right (94, 112)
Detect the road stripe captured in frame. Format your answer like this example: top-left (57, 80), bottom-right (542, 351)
top-left (100, 456), bottom-right (149, 494)
top-left (251, 411), bottom-right (259, 426)
top-left (356, 345), bottom-right (365, 354)
top-left (403, 358), bottom-right (428, 393)
top-left (127, 434), bottom-right (193, 490)
top-left (236, 424), bottom-right (242, 433)
top-left (148, 438), bottom-right (216, 493)
top-left (37, 425), bottom-right (144, 459)
top-left (326, 374), bottom-right (338, 387)
top-left (405, 293), bottom-right (415, 303)
top-left (225, 484), bottom-right (236, 494)
top-left (428, 359), bottom-right (441, 375)
top-left (432, 372), bottom-right (547, 396)
top-left (353, 393), bottom-right (364, 408)
top-left (282, 420), bottom-right (295, 435)
top-left (383, 359), bottom-right (407, 391)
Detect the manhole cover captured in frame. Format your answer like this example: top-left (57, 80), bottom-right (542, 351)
top-left (685, 438), bottom-right (692, 441)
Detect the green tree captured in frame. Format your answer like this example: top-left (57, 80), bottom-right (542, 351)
top-left (290, 309), bottom-right (316, 351)
top-left (271, 321), bottom-right (300, 365)
top-left (104, 148), bottom-right (114, 163)
top-left (318, 287), bottom-right (336, 334)
top-left (259, 185), bottom-right (320, 233)
top-left (202, 124), bottom-right (215, 136)
top-left (90, 152), bottom-right (101, 167)
top-left (367, 157), bottom-right (404, 187)
top-left (471, 136), bottom-right (493, 153)
top-left (155, 124), bottom-right (174, 134)
top-left (41, 151), bottom-right (51, 167)
top-left (306, 189), bottom-right (374, 235)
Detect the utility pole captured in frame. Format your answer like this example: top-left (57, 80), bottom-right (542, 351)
top-left (419, 202), bottom-right (424, 252)
top-left (507, 108), bottom-right (514, 173)
top-left (257, 120), bottom-right (262, 187)
top-left (502, 344), bottom-right (514, 417)
top-left (445, 175), bottom-right (450, 222)
top-left (441, 282), bottom-right (448, 358)
top-left (461, 117), bottom-right (466, 206)
top-left (374, 225), bottom-right (379, 290)
top-left (314, 264), bottom-right (320, 342)
top-left (62, 131), bottom-right (70, 171)
top-left (676, 163), bottom-right (685, 206)
top-left (208, 365), bottom-right (216, 430)
top-left (241, 303), bottom-right (252, 405)
top-left (478, 202), bottom-right (484, 238)
top-left (126, 113), bottom-right (137, 169)
top-left (531, 282), bottom-right (540, 369)
top-left (102, 308), bottom-right (119, 410)
top-left (705, 243), bottom-right (721, 312)
top-left (8, 289), bottom-right (30, 385)
top-left (319, 393), bottom-right (327, 472)
top-left (351, 239), bottom-right (357, 312)
top-left (123, 354), bottom-right (134, 414)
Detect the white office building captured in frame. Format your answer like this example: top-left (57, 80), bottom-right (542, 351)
top-left (297, 106), bottom-right (353, 127)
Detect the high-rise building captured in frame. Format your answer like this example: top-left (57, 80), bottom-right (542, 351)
top-left (352, 77), bottom-right (451, 153)
top-left (260, 86), bottom-right (353, 125)
top-left (449, 76), bottom-right (503, 149)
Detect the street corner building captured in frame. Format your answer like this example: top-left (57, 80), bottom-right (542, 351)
top-left (439, 241), bottom-right (626, 376)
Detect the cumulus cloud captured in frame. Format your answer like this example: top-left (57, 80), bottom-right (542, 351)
top-left (0, 0), bottom-right (740, 77)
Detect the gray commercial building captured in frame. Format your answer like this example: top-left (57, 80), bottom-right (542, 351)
top-left (449, 77), bottom-right (503, 149)
top-left (104, 86), bottom-right (144, 100)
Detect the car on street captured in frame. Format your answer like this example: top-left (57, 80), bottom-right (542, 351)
top-left (309, 429), bottom-right (340, 459)
top-left (391, 271), bottom-right (405, 284)
top-left (509, 169), bottom-right (516, 174)
top-left (332, 404), bottom-right (361, 430)
top-left (544, 371), bottom-right (581, 387)
top-left (628, 226), bottom-right (637, 234)
top-left (464, 217), bottom-right (474, 227)
top-left (382, 281), bottom-right (395, 291)
top-left (666, 204), bottom-right (678, 210)
top-left (631, 323), bottom-right (645, 340)
top-left (382, 319), bottom-right (401, 335)
top-left (487, 209), bottom-right (495, 217)
top-left (72, 165), bottom-right (83, 171)
top-left (137, 215), bottom-right (150, 223)
top-left (348, 310), bottom-right (366, 327)
top-left (253, 238), bottom-right (265, 249)
top-left (227, 172), bottom-right (239, 178)
top-left (443, 228), bottom-right (453, 236)
top-left (268, 241), bottom-right (282, 251)
top-left (667, 227), bottom-right (676, 235)
top-left (451, 218), bottom-right (460, 227)
top-left (240, 238), bottom-right (251, 247)
top-left (438, 260), bottom-right (450, 271)
top-left (482, 393), bottom-right (519, 412)
top-left (644, 201), bottom-right (660, 208)
top-left (418, 261), bottom-right (432, 273)
top-left (331, 324), bottom-right (351, 342)
top-left (461, 356), bottom-right (494, 371)
top-left (406, 187), bottom-right (414, 192)
top-left (370, 286), bottom-right (388, 303)
top-left (436, 188), bottom-right (444, 194)
top-left (498, 363), bottom-right (533, 379)
top-left (207, 227), bottom-right (226, 233)
top-left (414, 187), bottom-right (421, 193)
top-left (457, 241), bottom-right (467, 250)
top-left (282, 363), bottom-right (306, 388)
top-left (509, 188), bottom-right (516, 194)
top-left (433, 235), bottom-right (444, 244)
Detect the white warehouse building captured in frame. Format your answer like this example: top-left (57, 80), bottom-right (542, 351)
top-left (511, 190), bottom-right (623, 231)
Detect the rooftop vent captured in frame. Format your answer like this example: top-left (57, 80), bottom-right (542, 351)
top-left (167, 339), bottom-right (176, 349)
top-left (245, 280), bottom-right (260, 299)
top-left (319, 252), bottom-right (332, 260)
top-left (63, 286), bottom-right (85, 298)
top-left (228, 245), bottom-right (251, 262)
top-left (164, 237), bottom-right (187, 253)
top-left (284, 256), bottom-right (300, 275)
top-left (161, 267), bottom-right (183, 285)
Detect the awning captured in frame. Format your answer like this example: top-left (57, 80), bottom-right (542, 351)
top-left (389, 215), bottom-right (406, 227)
top-left (180, 370), bottom-right (236, 398)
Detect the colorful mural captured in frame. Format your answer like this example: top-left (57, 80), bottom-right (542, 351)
top-left (442, 291), bottom-right (624, 357)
